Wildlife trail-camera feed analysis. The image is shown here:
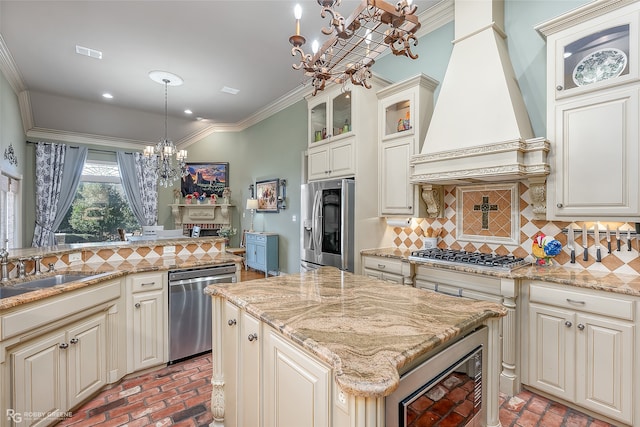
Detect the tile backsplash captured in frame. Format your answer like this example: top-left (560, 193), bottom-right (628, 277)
top-left (391, 182), bottom-right (640, 275)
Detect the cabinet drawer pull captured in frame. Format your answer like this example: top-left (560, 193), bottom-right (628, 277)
top-left (247, 333), bottom-right (258, 342)
top-left (135, 302), bottom-right (141, 308)
top-left (228, 319), bottom-right (237, 326)
top-left (141, 282), bottom-right (156, 286)
top-left (566, 298), bottom-right (585, 305)
top-left (59, 343), bottom-right (69, 349)
top-left (577, 323), bottom-right (585, 331)
top-left (377, 264), bottom-right (386, 269)
top-left (564, 321), bottom-right (572, 327)
top-left (70, 338), bottom-right (79, 344)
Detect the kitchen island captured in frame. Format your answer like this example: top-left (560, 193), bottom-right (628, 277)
top-left (205, 266), bottom-right (506, 427)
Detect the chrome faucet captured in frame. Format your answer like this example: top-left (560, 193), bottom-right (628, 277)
top-left (0, 239), bottom-right (8, 282)
top-left (17, 258), bottom-right (28, 279)
top-left (32, 255), bottom-right (43, 276)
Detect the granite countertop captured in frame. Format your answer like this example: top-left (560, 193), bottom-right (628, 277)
top-left (205, 266), bottom-right (506, 398)
top-left (0, 251), bottom-right (241, 310)
top-left (362, 247), bottom-right (640, 297)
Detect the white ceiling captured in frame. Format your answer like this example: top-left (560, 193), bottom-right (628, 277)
top-left (0, 0), bottom-right (441, 147)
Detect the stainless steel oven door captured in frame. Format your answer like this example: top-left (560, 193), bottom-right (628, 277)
top-left (386, 327), bottom-right (488, 427)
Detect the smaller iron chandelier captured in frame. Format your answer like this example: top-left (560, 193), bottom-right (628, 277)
top-left (145, 71), bottom-right (188, 188)
top-left (290, 0), bottom-right (421, 95)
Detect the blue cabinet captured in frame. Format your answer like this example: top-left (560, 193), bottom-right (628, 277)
top-left (245, 233), bottom-right (278, 277)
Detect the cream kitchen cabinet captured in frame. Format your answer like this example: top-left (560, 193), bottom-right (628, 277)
top-left (377, 74), bottom-right (437, 217)
top-left (127, 271), bottom-right (167, 371)
top-left (1, 278), bottom-right (120, 427)
top-left (307, 137), bottom-right (355, 181)
top-left (305, 80), bottom-right (384, 184)
top-left (549, 87), bottom-right (639, 219)
top-left (362, 254), bottom-right (412, 285)
top-left (307, 88), bottom-right (352, 145)
top-left (216, 300), bottom-right (260, 427)
top-left (212, 297), bottom-right (331, 427)
top-left (11, 312), bottom-right (107, 425)
top-left (263, 326), bottom-right (331, 427)
top-left (537, 1), bottom-right (640, 220)
top-left (524, 281), bottom-right (635, 425)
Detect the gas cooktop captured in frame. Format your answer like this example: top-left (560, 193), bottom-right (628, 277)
top-left (408, 248), bottom-right (529, 271)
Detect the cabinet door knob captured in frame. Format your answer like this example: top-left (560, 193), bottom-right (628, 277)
top-left (247, 333), bottom-right (258, 342)
top-left (59, 343), bottom-right (69, 349)
top-left (564, 321), bottom-right (572, 327)
top-left (556, 203), bottom-right (563, 208)
top-left (70, 338), bottom-right (79, 344)
top-left (135, 302), bottom-right (141, 308)
top-left (577, 323), bottom-right (585, 330)
top-left (228, 319), bottom-right (237, 326)
top-left (556, 85), bottom-right (563, 91)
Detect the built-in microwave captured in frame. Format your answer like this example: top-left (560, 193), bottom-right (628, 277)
top-left (386, 327), bottom-right (487, 427)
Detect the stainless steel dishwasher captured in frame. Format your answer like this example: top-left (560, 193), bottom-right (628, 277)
top-left (168, 264), bottom-right (237, 363)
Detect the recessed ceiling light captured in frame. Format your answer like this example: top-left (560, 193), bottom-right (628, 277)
top-left (76, 45), bottom-right (103, 59)
top-left (221, 86), bottom-right (240, 95)
top-left (102, 93), bottom-right (113, 99)
top-left (184, 109), bottom-right (193, 115)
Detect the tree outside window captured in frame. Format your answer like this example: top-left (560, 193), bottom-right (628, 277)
top-left (56, 161), bottom-right (140, 243)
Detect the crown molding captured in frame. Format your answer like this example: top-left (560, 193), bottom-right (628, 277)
top-left (0, 34), bottom-right (26, 95)
top-left (535, 0), bottom-right (636, 38)
top-left (26, 127), bottom-right (151, 151)
top-left (18, 91), bottom-right (34, 134)
top-left (415, 0), bottom-right (454, 39)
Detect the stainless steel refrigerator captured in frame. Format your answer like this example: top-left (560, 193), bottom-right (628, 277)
top-left (300, 178), bottom-right (355, 273)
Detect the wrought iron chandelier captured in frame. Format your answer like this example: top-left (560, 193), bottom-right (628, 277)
top-left (289, 0), bottom-right (421, 95)
top-left (145, 71), bottom-right (188, 188)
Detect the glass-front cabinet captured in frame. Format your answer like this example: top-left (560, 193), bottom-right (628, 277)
top-left (553, 8), bottom-right (638, 99)
top-left (308, 88), bottom-right (352, 145)
top-left (538, 1), bottom-right (640, 220)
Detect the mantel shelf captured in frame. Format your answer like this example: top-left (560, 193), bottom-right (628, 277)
top-left (170, 203), bottom-right (235, 226)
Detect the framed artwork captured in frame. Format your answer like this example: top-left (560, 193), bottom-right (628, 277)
top-left (256, 179), bottom-right (279, 213)
top-left (181, 162), bottom-right (229, 197)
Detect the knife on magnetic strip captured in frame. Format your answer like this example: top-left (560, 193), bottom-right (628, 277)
top-left (568, 225), bottom-right (575, 263)
top-left (594, 222), bottom-right (601, 262)
top-left (582, 223), bottom-right (589, 261)
top-left (606, 225), bottom-right (611, 254)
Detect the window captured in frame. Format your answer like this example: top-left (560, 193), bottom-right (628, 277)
top-left (0, 173), bottom-right (20, 249)
top-left (56, 160), bottom-right (140, 243)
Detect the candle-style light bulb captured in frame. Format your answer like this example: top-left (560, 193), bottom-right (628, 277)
top-left (312, 40), bottom-right (319, 54)
top-left (365, 29), bottom-right (372, 56)
top-left (294, 4), bottom-right (302, 35)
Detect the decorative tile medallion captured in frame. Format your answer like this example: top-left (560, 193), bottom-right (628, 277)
top-left (390, 182), bottom-right (640, 274)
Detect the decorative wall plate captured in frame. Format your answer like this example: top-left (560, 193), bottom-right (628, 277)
top-left (572, 48), bottom-right (627, 86)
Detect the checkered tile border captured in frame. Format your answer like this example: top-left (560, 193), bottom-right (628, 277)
top-left (391, 183), bottom-right (640, 274)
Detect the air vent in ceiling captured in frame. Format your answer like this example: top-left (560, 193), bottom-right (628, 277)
top-left (75, 45), bottom-right (103, 59)
top-left (221, 86), bottom-right (239, 95)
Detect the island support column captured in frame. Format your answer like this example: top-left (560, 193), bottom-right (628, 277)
top-left (210, 297), bottom-right (226, 427)
top-left (485, 317), bottom-right (503, 427)
top-left (500, 278), bottom-right (520, 396)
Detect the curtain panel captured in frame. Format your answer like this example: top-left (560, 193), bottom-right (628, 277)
top-left (32, 143), bottom-right (87, 247)
top-left (117, 152), bottom-right (158, 226)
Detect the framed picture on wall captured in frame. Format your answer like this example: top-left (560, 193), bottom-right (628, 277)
top-left (256, 178), bottom-right (279, 213)
top-left (181, 162), bottom-right (229, 197)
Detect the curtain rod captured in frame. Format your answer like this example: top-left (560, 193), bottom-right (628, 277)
top-left (25, 141), bottom-right (136, 155)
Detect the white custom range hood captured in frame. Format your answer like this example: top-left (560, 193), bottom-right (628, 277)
top-left (410, 0), bottom-right (549, 212)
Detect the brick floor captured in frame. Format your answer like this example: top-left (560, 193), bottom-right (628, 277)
top-left (57, 351), bottom-right (618, 427)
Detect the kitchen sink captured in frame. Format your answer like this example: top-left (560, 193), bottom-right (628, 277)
top-left (13, 274), bottom-right (95, 289)
top-left (0, 286), bottom-right (34, 299)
